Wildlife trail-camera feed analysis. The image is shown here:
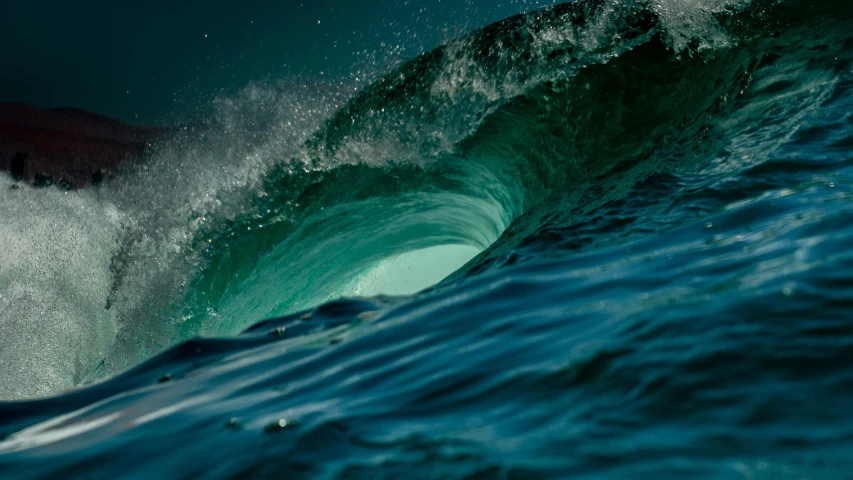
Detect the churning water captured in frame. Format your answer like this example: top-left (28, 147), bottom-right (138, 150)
top-left (3, 0), bottom-right (853, 478)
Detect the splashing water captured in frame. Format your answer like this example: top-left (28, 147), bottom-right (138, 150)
top-left (3, 0), bottom-right (853, 477)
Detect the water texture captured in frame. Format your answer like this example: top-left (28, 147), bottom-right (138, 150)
top-left (2, 0), bottom-right (853, 477)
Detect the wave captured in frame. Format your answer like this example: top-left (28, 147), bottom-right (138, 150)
top-left (0, 0), bottom-right (849, 403)
top-left (3, 0), bottom-right (853, 476)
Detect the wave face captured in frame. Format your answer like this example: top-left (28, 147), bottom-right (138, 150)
top-left (3, 0), bottom-right (853, 477)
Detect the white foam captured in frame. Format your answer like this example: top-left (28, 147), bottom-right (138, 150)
top-left (650, 0), bottom-right (752, 51)
top-left (0, 178), bottom-right (121, 400)
top-left (0, 83), bottom-right (340, 399)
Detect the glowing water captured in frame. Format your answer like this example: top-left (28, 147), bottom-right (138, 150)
top-left (340, 244), bottom-right (482, 297)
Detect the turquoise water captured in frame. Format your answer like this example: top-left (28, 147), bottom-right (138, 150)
top-left (3, 0), bottom-right (853, 477)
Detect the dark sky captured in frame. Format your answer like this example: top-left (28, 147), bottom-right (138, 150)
top-left (0, 1), bottom-right (560, 125)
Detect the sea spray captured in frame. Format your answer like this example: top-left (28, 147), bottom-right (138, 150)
top-left (0, 178), bottom-right (120, 399)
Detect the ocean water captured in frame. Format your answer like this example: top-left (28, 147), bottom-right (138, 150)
top-left (2, 0), bottom-right (853, 477)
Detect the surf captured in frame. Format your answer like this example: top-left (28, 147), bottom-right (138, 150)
top-left (0, 0), bottom-right (849, 404)
top-left (3, 0), bottom-right (853, 477)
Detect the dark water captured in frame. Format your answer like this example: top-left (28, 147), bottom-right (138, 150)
top-left (2, 0), bottom-right (853, 477)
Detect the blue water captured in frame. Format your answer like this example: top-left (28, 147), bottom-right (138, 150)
top-left (2, 0), bottom-right (853, 477)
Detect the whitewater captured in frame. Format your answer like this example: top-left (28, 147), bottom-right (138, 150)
top-left (2, 0), bottom-right (853, 477)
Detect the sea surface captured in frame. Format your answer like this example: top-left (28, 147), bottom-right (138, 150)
top-left (2, 0), bottom-right (853, 477)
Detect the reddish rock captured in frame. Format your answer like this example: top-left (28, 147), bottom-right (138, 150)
top-left (0, 103), bottom-right (168, 188)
